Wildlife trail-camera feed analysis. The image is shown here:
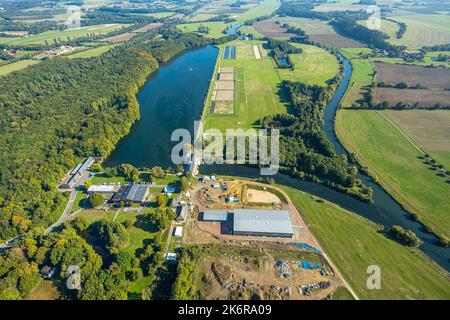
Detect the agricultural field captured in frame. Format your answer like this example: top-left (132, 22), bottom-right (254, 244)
top-left (237, 25), bottom-right (265, 39)
top-left (313, 0), bottom-right (368, 13)
top-left (203, 40), bottom-right (289, 131)
top-left (382, 110), bottom-right (450, 168)
top-left (283, 187), bottom-right (450, 300)
top-left (374, 62), bottom-right (450, 107)
top-left (373, 51), bottom-right (450, 69)
top-left (269, 16), bottom-right (365, 48)
top-left (340, 48), bottom-right (375, 107)
top-left (0, 59), bottom-right (40, 77)
top-left (253, 21), bottom-right (295, 39)
top-left (385, 14), bottom-right (450, 50)
top-left (335, 109), bottom-right (450, 239)
top-left (277, 43), bottom-right (339, 87)
top-left (65, 44), bottom-right (119, 59)
top-left (0, 24), bottom-right (127, 45)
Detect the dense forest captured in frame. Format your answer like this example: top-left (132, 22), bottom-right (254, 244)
top-left (260, 81), bottom-right (372, 201)
top-left (0, 28), bottom-right (212, 241)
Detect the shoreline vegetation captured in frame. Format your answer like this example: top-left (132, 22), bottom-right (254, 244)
top-left (0, 26), bottom-right (233, 241)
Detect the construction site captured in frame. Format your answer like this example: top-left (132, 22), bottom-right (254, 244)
top-left (190, 243), bottom-right (344, 300)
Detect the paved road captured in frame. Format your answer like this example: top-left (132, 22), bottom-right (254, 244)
top-left (45, 189), bottom-right (78, 233)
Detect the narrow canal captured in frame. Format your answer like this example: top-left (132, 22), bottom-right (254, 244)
top-left (105, 43), bottom-right (449, 271)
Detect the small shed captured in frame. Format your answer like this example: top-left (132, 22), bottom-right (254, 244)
top-left (174, 226), bottom-right (183, 237)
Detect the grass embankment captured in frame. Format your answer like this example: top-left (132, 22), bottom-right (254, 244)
top-left (335, 109), bottom-right (450, 239)
top-left (339, 48), bottom-right (374, 107)
top-left (283, 187), bottom-right (450, 299)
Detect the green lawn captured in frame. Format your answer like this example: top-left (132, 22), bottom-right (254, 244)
top-left (0, 24), bottom-right (126, 45)
top-left (335, 110), bottom-right (450, 238)
top-left (71, 190), bottom-right (89, 213)
top-left (0, 59), bottom-right (40, 76)
top-left (237, 25), bottom-right (264, 39)
top-left (283, 187), bottom-right (450, 299)
top-left (90, 172), bottom-right (126, 185)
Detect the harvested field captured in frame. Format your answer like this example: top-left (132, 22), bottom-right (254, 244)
top-left (219, 73), bottom-right (234, 80)
top-left (253, 45), bottom-right (261, 59)
top-left (374, 62), bottom-right (450, 89)
top-left (102, 32), bottom-right (136, 43)
top-left (253, 21), bottom-right (295, 38)
top-left (219, 66), bottom-right (235, 73)
top-left (215, 90), bottom-right (234, 101)
top-left (213, 101), bottom-right (234, 114)
top-left (309, 34), bottom-right (366, 48)
top-left (382, 110), bottom-right (450, 152)
top-left (247, 188), bottom-right (281, 204)
top-left (170, 13), bottom-right (185, 20)
top-left (375, 88), bottom-right (450, 107)
top-left (134, 22), bottom-right (163, 33)
top-left (217, 80), bottom-right (235, 90)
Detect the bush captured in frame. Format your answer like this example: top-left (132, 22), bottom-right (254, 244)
top-left (389, 225), bottom-right (423, 247)
top-left (88, 193), bottom-right (104, 208)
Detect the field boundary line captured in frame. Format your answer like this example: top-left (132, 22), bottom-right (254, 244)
top-left (375, 111), bottom-right (425, 155)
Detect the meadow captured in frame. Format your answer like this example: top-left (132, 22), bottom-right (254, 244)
top-left (335, 109), bottom-right (450, 239)
top-left (65, 44), bottom-right (119, 59)
top-left (0, 24), bottom-right (126, 45)
top-left (0, 59), bottom-right (39, 76)
top-left (382, 110), bottom-right (450, 168)
top-left (340, 48), bottom-right (375, 107)
top-left (203, 40), bottom-right (339, 131)
top-left (283, 186), bottom-right (450, 299)
top-left (386, 13), bottom-right (450, 50)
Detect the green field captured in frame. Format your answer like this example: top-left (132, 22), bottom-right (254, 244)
top-left (373, 51), bottom-right (450, 69)
top-left (203, 40), bottom-right (339, 131)
top-left (237, 25), bottom-right (264, 39)
top-left (65, 44), bottom-right (119, 59)
top-left (335, 110), bottom-right (450, 238)
top-left (386, 14), bottom-right (450, 50)
top-left (277, 43), bottom-right (339, 86)
top-left (284, 187), bottom-right (450, 299)
top-left (270, 16), bottom-right (334, 36)
top-left (177, 21), bottom-right (232, 38)
top-left (0, 59), bottom-right (39, 76)
top-left (0, 24), bottom-right (126, 45)
top-left (340, 48), bottom-right (375, 107)
top-left (203, 41), bottom-right (289, 131)
top-left (236, 0), bottom-right (280, 21)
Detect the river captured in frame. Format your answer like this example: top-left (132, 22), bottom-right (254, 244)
top-left (105, 43), bottom-right (449, 271)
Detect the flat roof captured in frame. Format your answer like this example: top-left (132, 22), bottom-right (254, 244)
top-left (126, 184), bottom-right (148, 202)
top-left (174, 226), bottom-right (183, 237)
top-left (87, 185), bottom-right (116, 193)
top-left (203, 210), bottom-right (228, 221)
top-left (233, 209), bottom-right (293, 235)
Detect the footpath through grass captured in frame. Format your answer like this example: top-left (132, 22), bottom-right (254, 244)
top-left (335, 109), bottom-right (450, 239)
top-left (283, 186), bottom-right (450, 299)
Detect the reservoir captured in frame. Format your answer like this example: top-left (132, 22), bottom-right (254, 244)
top-left (104, 45), bottom-right (218, 168)
top-left (105, 45), bottom-right (449, 271)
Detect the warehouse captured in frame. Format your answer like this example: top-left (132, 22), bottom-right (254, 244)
top-left (202, 210), bottom-right (229, 222)
top-left (232, 209), bottom-right (294, 238)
